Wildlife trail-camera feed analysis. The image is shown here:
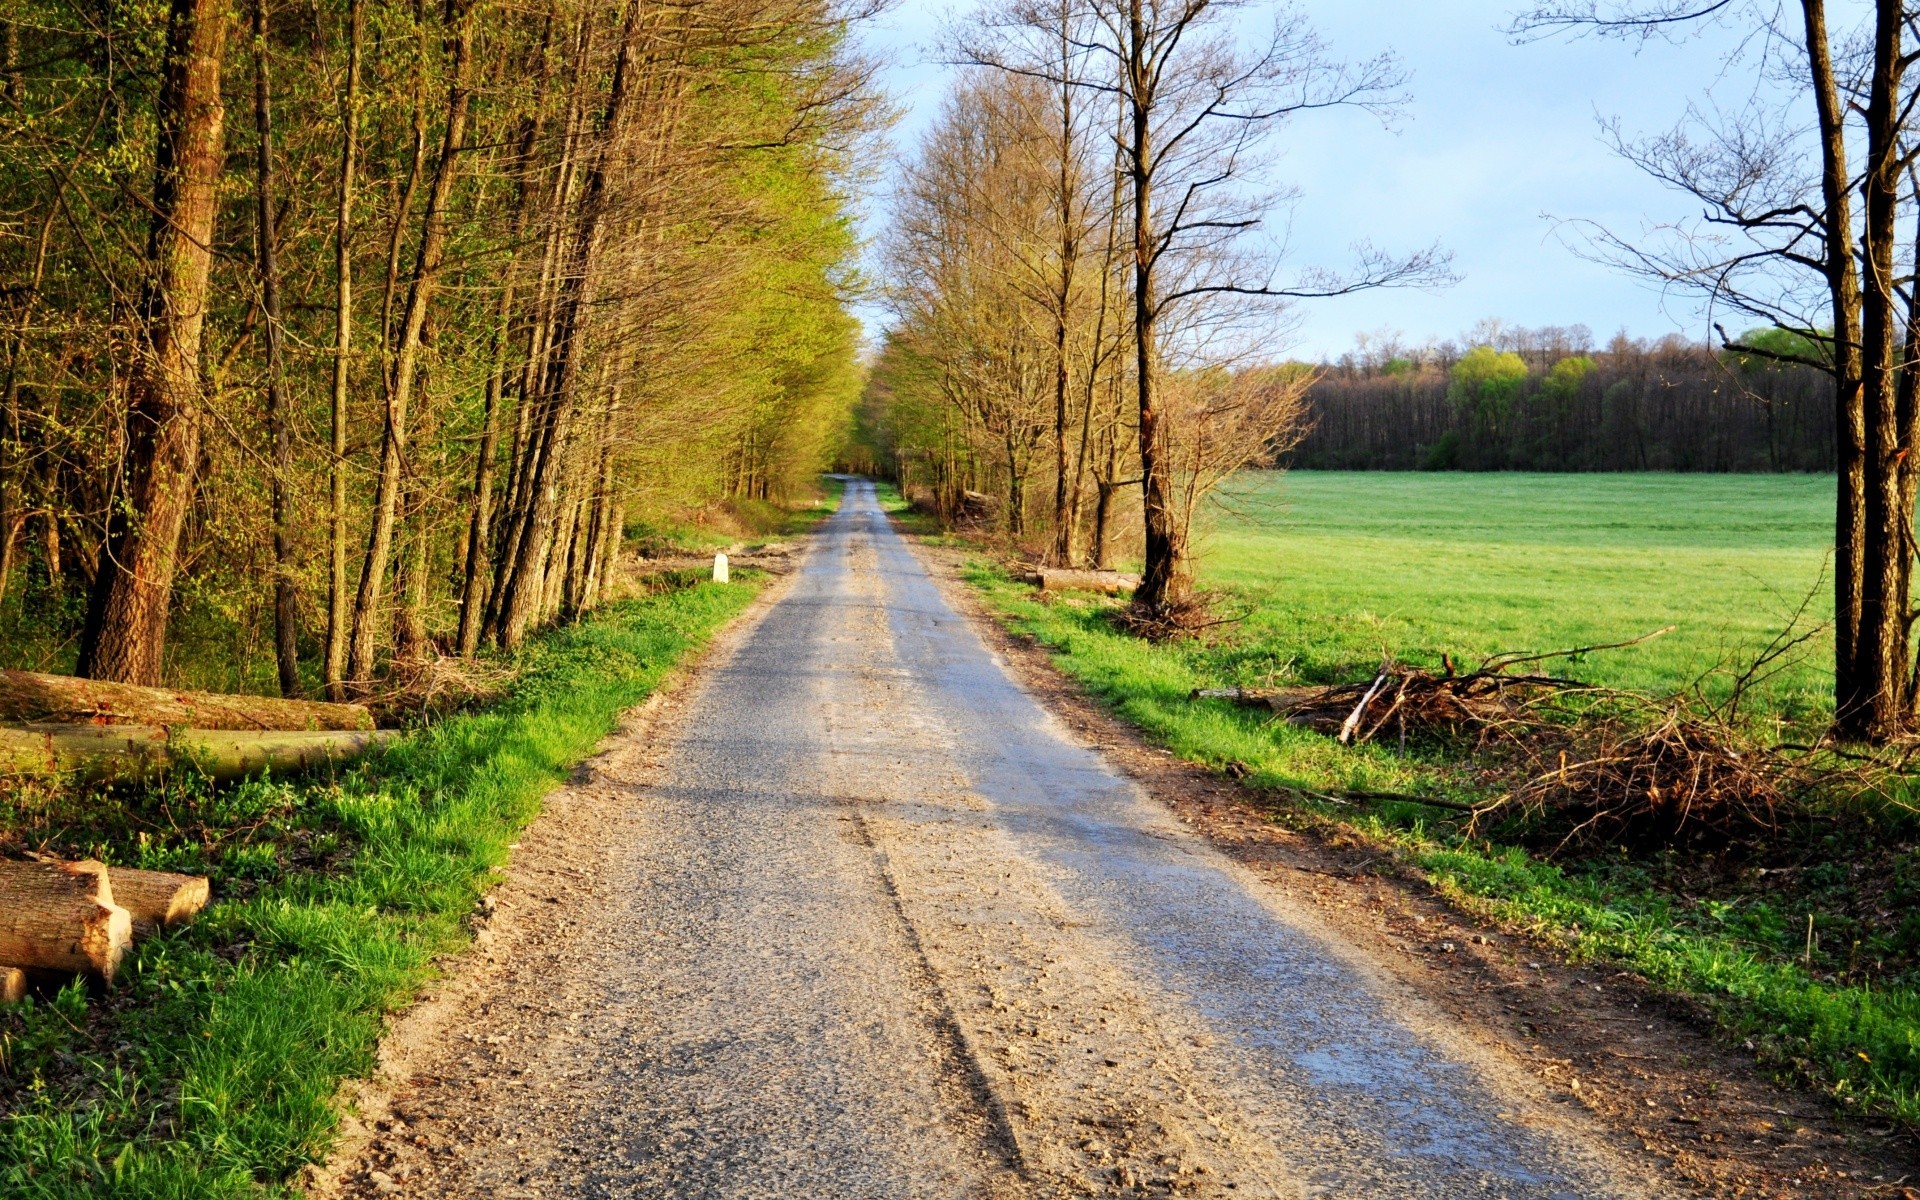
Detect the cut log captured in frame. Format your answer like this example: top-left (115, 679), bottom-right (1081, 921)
top-left (0, 668), bottom-right (374, 731)
top-left (0, 966), bottom-right (24, 1004)
top-left (0, 859), bottom-right (132, 982)
top-left (108, 869), bottom-right (210, 936)
top-left (1024, 568), bottom-right (1142, 595)
top-left (0, 724), bottom-right (399, 783)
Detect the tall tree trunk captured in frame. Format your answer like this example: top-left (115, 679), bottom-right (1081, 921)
top-left (345, 0), bottom-right (475, 691)
top-left (324, 0), bottom-right (364, 701)
top-left (486, 11), bottom-right (591, 642)
top-left (1853, 0), bottom-right (1908, 741)
top-left (458, 10), bottom-right (554, 656)
top-left (1049, 10), bottom-right (1078, 567)
top-left (252, 0), bottom-right (301, 697)
top-left (1124, 0), bottom-right (1181, 613)
top-left (1804, 0), bottom-right (1870, 737)
top-left (78, 0), bottom-right (230, 684)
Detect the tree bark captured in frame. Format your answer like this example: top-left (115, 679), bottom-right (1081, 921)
top-left (1803, 0), bottom-right (1871, 737)
top-left (1124, 0), bottom-right (1181, 613)
top-left (107, 868), bottom-right (210, 937)
top-left (0, 667), bottom-right (374, 729)
top-left (1851, 0), bottom-right (1906, 741)
top-left (324, 0), bottom-right (365, 701)
top-left (252, 0), bottom-right (301, 697)
top-left (0, 724), bottom-right (397, 783)
top-left (77, 0), bottom-right (231, 685)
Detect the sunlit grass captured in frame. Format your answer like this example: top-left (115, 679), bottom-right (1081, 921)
top-left (1198, 471), bottom-right (1834, 721)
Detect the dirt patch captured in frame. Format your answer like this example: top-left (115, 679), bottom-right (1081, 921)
top-left (911, 538), bottom-right (1920, 1200)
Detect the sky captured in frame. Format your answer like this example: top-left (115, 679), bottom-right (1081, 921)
top-left (849, 0), bottom-right (1770, 362)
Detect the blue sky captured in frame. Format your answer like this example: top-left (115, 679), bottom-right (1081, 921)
top-left (851, 0), bottom-right (1766, 360)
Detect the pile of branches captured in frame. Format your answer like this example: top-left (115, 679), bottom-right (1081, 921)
top-left (1479, 709), bottom-right (1791, 851)
top-left (1194, 626), bottom-right (1843, 851)
top-left (1192, 633), bottom-right (1671, 747)
top-left (364, 654), bottom-right (513, 725)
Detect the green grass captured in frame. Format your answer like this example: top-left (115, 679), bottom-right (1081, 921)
top-left (0, 578), bottom-right (763, 1198)
top-left (936, 469), bottom-right (1919, 1131)
top-left (1202, 471), bottom-right (1836, 722)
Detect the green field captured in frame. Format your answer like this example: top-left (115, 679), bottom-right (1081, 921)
top-left (1201, 471), bottom-right (1835, 721)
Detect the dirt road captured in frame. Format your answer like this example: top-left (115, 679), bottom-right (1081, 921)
top-left (321, 479), bottom-right (1651, 1199)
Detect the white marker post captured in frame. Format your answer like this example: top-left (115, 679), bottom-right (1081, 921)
top-left (713, 552), bottom-right (729, 583)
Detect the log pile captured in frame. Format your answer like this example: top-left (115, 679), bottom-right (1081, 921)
top-left (0, 674), bottom-right (349, 1003)
top-left (0, 860), bottom-right (210, 999)
top-left (0, 669), bottom-right (395, 783)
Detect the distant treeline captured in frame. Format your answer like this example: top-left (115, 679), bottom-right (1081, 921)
top-left (1289, 327), bottom-right (1836, 472)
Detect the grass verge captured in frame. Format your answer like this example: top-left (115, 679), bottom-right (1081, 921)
top-left (941, 545), bottom-right (1920, 1133)
top-left (0, 577), bottom-right (762, 1198)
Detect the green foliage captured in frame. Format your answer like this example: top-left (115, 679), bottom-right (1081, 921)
top-left (1540, 354), bottom-right (1596, 401)
top-left (1447, 346), bottom-right (1530, 429)
top-left (0, 581), bottom-right (763, 1197)
top-left (1725, 326), bottom-right (1829, 371)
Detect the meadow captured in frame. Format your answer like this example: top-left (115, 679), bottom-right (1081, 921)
top-left (1201, 471), bottom-right (1836, 722)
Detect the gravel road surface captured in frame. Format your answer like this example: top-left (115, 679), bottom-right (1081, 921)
top-left (325, 479), bottom-right (1650, 1199)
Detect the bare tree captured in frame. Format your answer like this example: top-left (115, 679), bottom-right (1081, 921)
top-left (1512, 0), bottom-right (1918, 740)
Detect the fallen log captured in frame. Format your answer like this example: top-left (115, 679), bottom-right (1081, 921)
top-left (0, 668), bottom-right (374, 732)
top-left (1, 966), bottom-right (24, 1004)
top-left (108, 868), bottom-right (210, 937)
top-left (1023, 568), bottom-right (1142, 595)
top-left (0, 859), bottom-right (131, 982)
top-left (0, 724), bottom-right (399, 783)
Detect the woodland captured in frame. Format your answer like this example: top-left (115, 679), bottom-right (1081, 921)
top-left (1297, 327), bottom-right (1837, 472)
top-left (0, 0), bottom-right (870, 699)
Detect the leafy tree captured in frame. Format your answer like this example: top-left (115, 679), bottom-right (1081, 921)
top-left (1541, 355), bottom-right (1596, 401)
top-left (1447, 346), bottom-right (1529, 432)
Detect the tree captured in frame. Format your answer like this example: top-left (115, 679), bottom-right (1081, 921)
top-left (1512, 0), bottom-right (1914, 740)
top-left (5, 0), bottom-right (875, 696)
top-left (76, 0), bottom-right (232, 685)
top-left (1448, 346), bottom-right (1529, 439)
top-left (1075, 0), bottom-right (1443, 615)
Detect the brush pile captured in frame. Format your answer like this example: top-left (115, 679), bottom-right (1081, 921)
top-left (1484, 709), bottom-right (1789, 850)
top-left (364, 654), bottom-right (513, 725)
top-left (1194, 658), bottom-right (1596, 745)
top-left (1193, 625), bottom-right (1825, 851)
